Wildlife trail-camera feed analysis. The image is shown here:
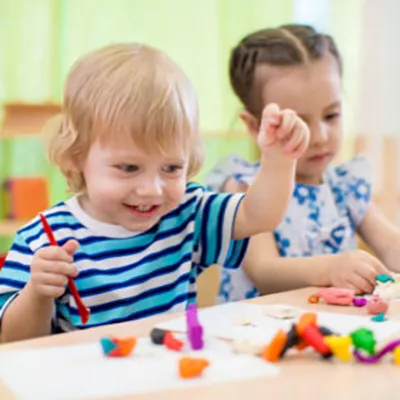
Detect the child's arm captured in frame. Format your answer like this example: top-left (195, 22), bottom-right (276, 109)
top-left (243, 231), bottom-right (389, 294)
top-left (0, 285), bottom-right (54, 342)
top-left (233, 104), bottom-right (309, 239)
top-left (1, 239), bottom-right (78, 343)
top-left (357, 203), bottom-right (400, 273)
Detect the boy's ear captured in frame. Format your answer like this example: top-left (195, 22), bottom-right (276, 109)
top-left (239, 110), bottom-right (259, 141)
top-left (65, 154), bottom-right (82, 173)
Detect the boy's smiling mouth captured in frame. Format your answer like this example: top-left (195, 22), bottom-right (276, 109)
top-left (123, 204), bottom-right (161, 218)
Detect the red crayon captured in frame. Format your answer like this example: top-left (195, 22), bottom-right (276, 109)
top-left (39, 213), bottom-right (90, 325)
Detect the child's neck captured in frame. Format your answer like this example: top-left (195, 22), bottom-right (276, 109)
top-left (295, 174), bottom-right (324, 186)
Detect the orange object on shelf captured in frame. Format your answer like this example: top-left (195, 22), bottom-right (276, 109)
top-left (3, 176), bottom-right (49, 219)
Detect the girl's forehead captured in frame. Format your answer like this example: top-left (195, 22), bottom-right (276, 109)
top-left (259, 55), bottom-right (341, 113)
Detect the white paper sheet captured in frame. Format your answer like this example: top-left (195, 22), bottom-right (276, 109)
top-left (0, 336), bottom-right (278, 400)
top-left (157, 302), bottom-right (400, 343)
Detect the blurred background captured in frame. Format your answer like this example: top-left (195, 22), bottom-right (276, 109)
top-left (1, 0), bottom-right (400, 253)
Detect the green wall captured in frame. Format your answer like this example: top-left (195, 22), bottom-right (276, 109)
top-left (0, 0), bottom-right (362, 250)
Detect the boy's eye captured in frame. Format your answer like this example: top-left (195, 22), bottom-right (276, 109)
top-left (117, 164), bottom-right (138, 173)
top-left (162, 165), bottom-right (183, 174)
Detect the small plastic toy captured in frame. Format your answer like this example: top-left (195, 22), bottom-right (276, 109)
top-left (366, 295), bottom-right (389, 315)
top-left (179, 357), bottom-right (209, 379)
top-left (100, 336), bottom-right (137, 357)
top-left (186, 304), bottom-right (204, 350)
top-left (164, 332), bottom-right (185, 351)
top-left (150, 327), bottom-right (168, 345)
top-left (150, 327), bottom-right (184, 351)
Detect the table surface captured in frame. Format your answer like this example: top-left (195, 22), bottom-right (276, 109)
top-left (1, 287), bottom-right (400, 400)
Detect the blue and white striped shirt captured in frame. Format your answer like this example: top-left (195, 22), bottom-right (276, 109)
top-left (0, 183), bottom-right (248, 332)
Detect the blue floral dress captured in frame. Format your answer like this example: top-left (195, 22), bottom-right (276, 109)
top-left (205, 155), bottom-right (372, 303)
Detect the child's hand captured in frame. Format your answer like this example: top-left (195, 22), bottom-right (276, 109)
top-left (257, 103), bottom-right (309, 160)
top-left (26, 239), bottom-right (79, 300)
top-left (329, 250), bottom-right (390, 294)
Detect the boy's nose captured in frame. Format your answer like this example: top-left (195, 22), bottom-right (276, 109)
top-left (136, 177), bottom-right (163, 197)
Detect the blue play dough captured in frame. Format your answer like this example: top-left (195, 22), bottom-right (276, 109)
top-left (375, 274), bottom-right (395, 283)
top-left (100, 337), bottom-right (117, 354)
top-left (371, 313), bottom-right (386, 322)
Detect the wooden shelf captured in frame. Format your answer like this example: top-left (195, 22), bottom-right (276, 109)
top-left (0, 219), bottom-right (28, 236)
top-left (0, 102), bottom-right (61, 138)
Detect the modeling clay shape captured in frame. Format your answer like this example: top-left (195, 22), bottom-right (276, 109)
top-left (350, 328), bottom-right (376, 355)
top-left (366, 295), bottom-right (389, 315)
top-left (352, 297), bottom-right (367, 307)
top-left (100, 337), bottom-right (137, 357)
top-left (186, 304), bottom-right (204, 350)
top-left (324, 335), bottom-right (352, 362)
top-left (376, 274), bottom-right (395, 283)
top-left (315, 287), bottom-right (354, 306)
top-left (179, 357), bottom-right (209, 378)
top-left (371, 312), bottom-right (386, 322)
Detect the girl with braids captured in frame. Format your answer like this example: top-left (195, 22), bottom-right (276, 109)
top-left (206, 24), bottom-right (400, 302)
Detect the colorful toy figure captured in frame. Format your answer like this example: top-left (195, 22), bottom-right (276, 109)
top-left (261, 312), bottom-right (400, 365)
top-left (186, 304), bottom-right (204, 350)
top-left (150, 327), bottom-right (184, 351)
top-left (100, 337), bottom-right (137, 357)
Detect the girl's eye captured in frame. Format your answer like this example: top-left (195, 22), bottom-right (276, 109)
top-left (163, 165), bottom-right (183, 174)
top-left (325, 112), bottom-right (340, 121)
top-left (117, 164), bottom-right (138, 173)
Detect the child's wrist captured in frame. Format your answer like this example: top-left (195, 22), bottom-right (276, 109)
top-left (315, 255), bottom-right (336, 287)
top-left (23, 282), bottom-right (54, 308)
top-left (259, 153), bottom-right (296, 173)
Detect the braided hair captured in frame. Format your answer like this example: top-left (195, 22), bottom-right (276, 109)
top-left (229, 24), bottom-right (342, 117)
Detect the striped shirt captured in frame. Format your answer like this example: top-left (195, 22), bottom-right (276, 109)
top-left (0, 183), bottom-right (248, 332)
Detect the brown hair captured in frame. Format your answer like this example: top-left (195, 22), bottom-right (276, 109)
top-left (46, 43), bottom-right (203, 193)
top-left (229, 24), bottom-right (342, 117)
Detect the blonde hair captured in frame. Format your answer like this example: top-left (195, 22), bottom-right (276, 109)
top-left (47, 43), bottom-right (203, 193)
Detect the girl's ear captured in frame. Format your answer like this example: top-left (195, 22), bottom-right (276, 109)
top-left (239, 110), bottom-right (259, 141)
